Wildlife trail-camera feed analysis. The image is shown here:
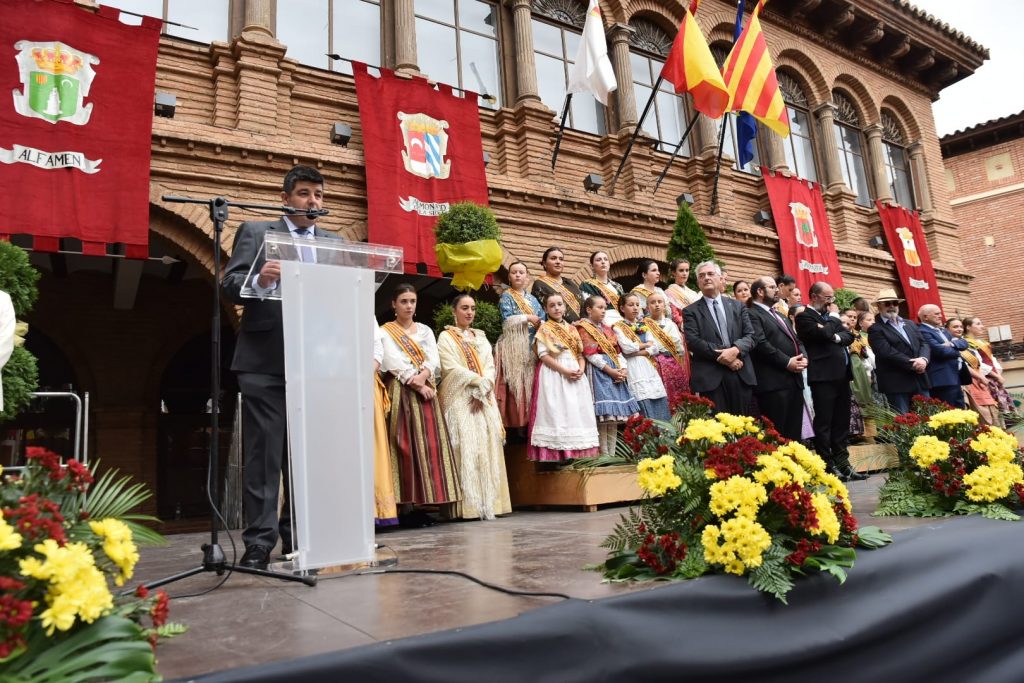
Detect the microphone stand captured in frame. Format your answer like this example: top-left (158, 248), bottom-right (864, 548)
top-left (143, 196), bottom-right (318, 589)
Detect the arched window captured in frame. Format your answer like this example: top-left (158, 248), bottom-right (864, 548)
top-left (415, 0), bottom-right (503, 108)
top-left (532, 0), bottom-right (606, 135)
top-left (711, 44), bottom-right (760, 174)
top-left (832, 91), bottom-right (871, 206)
top-left (629, 18), bottom-right (691, 155)
top-left (276, 0), bottom-right (382, 73)
top-left (881, 111), bottom-right (915, 208)
top-left (778, 72), bottom-right (817, 182)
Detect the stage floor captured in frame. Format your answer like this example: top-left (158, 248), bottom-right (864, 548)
top-left (139, 476), bottom-right (935, 680)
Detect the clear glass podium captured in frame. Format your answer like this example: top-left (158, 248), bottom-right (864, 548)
top-left (243, 232), bottom-right (402, 572)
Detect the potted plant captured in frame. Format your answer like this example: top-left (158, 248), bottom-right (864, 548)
top-left (434, 202), bottom-right (503, 291)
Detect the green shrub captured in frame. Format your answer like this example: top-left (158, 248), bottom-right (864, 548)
top-left (0, 241), bottom-right (39, 316)
top-left (433, 299), bottom-right (502, 346)
top-left (434, 202), bottom-right (501, 244)
top-left (0, 346), bottom-right (38, 422)
top-left (666, 202), bottom-right (720, 289)
top-left (834, 287), bottom-right (861, 312)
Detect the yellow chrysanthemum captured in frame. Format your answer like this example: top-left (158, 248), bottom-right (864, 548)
top-left (701, 517), bottom-right (773, 573)
top-left (809, 493), bottom-right (840, 543)
top-left (909, 435), bottom-right (951, 467)
top-left (715, 413), bottom-right (760, 436)
top-left (682, 419), bottom-right (727, 444)
top-left (777, 442), bottom-right (829, 481)
top-left (636, 455), bottom-right (682, 496)
top-left (709, 476), bottom-right (767, 519)
top-left (963, 463), bottom-right (1024, 503)
top-left (753, 451), bottom-right (811, 489)
top-left (970, 431), bottom-right (1019, 466)
top-left (927, 409), bottom-right (979, 430)
top-left (0, 517), bottom-right (23, 551)
top-left (19, 540), bottom-right (113, 635)
top-left (89, 518), bottom-right (139, 586)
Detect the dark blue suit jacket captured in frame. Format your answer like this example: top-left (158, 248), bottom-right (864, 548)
top-left (919, 323), bottom-right (968, 388)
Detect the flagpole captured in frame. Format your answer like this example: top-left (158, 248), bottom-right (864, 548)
top-left (708, 113), bottom-right (731, 215)
top-left (551, 94), bottom-right (573, 169)
top-left (609, 76), bottom-right (662, 188)
top-left (652, 112), bottom-right (701, 193)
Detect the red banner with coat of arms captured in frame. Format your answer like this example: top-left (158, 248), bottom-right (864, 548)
top-left (0, 0), bottom-right (160, 257)
top-left (876, 201), bottom-right (942, 317)
top-left (761, 169), bottom-right (844, 295)
top-left (353, 62), bottom-right (489, 276)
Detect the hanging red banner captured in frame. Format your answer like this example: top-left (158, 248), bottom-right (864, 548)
top-left (760, 169), bottom-right (844, 295)
top-left (876, 201), bottom-right (942, 317)
top-left (353, 62), bottom-right (489, 276)
top-left (0, 0), bottom-right (160, 257)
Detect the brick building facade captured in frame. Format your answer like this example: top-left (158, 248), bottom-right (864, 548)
top-left (11, 0), bottom-right (986, 519)
top-left (941, 111), bottom-right (1024, 348)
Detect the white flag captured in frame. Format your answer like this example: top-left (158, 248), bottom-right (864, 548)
top-left (566, 0), bottom-right (617, 105)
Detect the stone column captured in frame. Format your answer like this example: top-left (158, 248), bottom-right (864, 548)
top-left (763, 129), bottom-right (789, 173)
top-left (395, 0), bottom-right (418, 73)
top-left (864, 123), bottom-right (892, 204)
top-left (697, 112), bottom-right (719, 156)
top-left (507, 0), bottom-right (541, 105)
top-left (813, 102), bottom-right (846, 193)
top-left (609, 23), bottom-right (637, 129)
top-left (242, 0), bottom-right (273, 36)
top-left (907, 141), bottom-right (932, 212)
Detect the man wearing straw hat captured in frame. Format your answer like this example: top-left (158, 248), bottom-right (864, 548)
top-left (867, 288), bottom-right (931, 415)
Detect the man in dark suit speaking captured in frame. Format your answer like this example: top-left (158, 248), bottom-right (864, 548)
top-left (221, 165), bottom-right (326, 569)
top-left (683, 261), bottom-right (757, 415)
top-left (747, 277), bottom-right (807, 441)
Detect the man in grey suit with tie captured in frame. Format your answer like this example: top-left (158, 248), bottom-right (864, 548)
top-left (221, 165), bottom-right (326, 569)
top-left (683, 261), bottom-right (757, 415)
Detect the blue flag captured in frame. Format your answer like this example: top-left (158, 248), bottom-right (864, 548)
top-left (731, 0), bottom-right (758, 167)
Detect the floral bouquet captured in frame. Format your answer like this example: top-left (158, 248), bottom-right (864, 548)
top-left (875, 399), bottom-right (1024, 520)
top-left (0, 447), bottom-right (183, 681)
top-left (595, 396), bottom-right (891, 602)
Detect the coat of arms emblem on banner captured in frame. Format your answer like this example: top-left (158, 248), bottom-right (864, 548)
top-left (895, 226), bottom-right (922, 267)
top-left (12, 40), bottom-right (99, 125)
top-left (789, 201), bottom-right (818, 248)
top-left (398, 112), bottom-right (451, 180)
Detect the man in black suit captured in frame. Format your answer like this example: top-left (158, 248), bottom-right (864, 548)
top-left (747, 277), bottom-right (807, 441)
top-left (683, 261), bottom-right (757, 415)
top-left (795, 281), bottom-right (866, 482)
top-left (918, 303), bottom-right (966, 408)
top-left (868, 289), bottom-right (930, 414)
top-left (221, 165), bottom-right (327, 569)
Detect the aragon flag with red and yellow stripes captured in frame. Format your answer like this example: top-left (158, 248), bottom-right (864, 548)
top-left (721, 0), bottom-right (790, 137)
top-left (659, 0), bottom-right (729, 119)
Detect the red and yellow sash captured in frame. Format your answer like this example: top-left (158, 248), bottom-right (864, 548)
top-left (382, 321), bottom-right (427, 366)
top-left (665, 284), bottom-right (696, 309)
top-left (631, 285), bottom-right (656, 301)
top-left (614, 320), bottom-right (659, 369)
top-left (644, 317), bottom-right (685, 366)
top-left (538, 320), bottom-right (582, 362)
top-left (583, 278), bottom-right (620, 309)
top-left (506, 288), bottom-right (535, 316)
top-left (575, 319), bottom-right (622, 369)
top-left (445, 328), bottom-right (484, 376)
top-left (537, 275), bottom-right (580, 316)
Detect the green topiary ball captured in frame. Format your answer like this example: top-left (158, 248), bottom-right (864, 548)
top-left (433, 299), bottom-right (502, 346)
top-left (0, 241), bottom-right (39, 317)
top-left (0, 346), bottom-right (38, 422)
top-left (433, 202), bottom-right (501, 245)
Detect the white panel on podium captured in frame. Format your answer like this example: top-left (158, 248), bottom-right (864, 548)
top-left (270, 233), bottom-right (402, 571)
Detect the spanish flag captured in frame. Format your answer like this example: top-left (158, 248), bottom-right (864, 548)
top-left (659, 0), bottom-right (729, 119)
top-left (721, 0), bottom-right (790, 137)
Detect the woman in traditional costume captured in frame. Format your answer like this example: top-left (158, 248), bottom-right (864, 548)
top-left (963, 316), bottom-right (1009, 426)
top-left (614, 292), bottom-right (671, 421)
top-left (576, 295), bottom-right (639, 456)
top-left (380, 284), bottom-right (460, 516)
top-left (732, 280), bottom-right (751, 305)
top-left (528, 292), bottom-right (600, 462)
top-left (665, 258), bottom-right (700, 327)
top-left (850, 311), bottom-right (879, 441)
top-left (531, 246), bottom-right (584, 323)
top-left (581, 250), bottom-right (624, 326)
top-left (437, 293), bottom-right (511, 520)
top-left (373, 323), bottom-right (399, 527)
top-left (495, 261), bottom-right (544, 429)
top-left (643, 289), bottom-right (690, 411)
top-left (630, 259), bottom-right (663, 313)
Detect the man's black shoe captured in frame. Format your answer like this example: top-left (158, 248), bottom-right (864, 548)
top-left (240, 545), bottom-right (271, 570)
top-left (842, 466), bottom-right (868, 481)
top-left (828, 464), bottom-right (850, 482)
